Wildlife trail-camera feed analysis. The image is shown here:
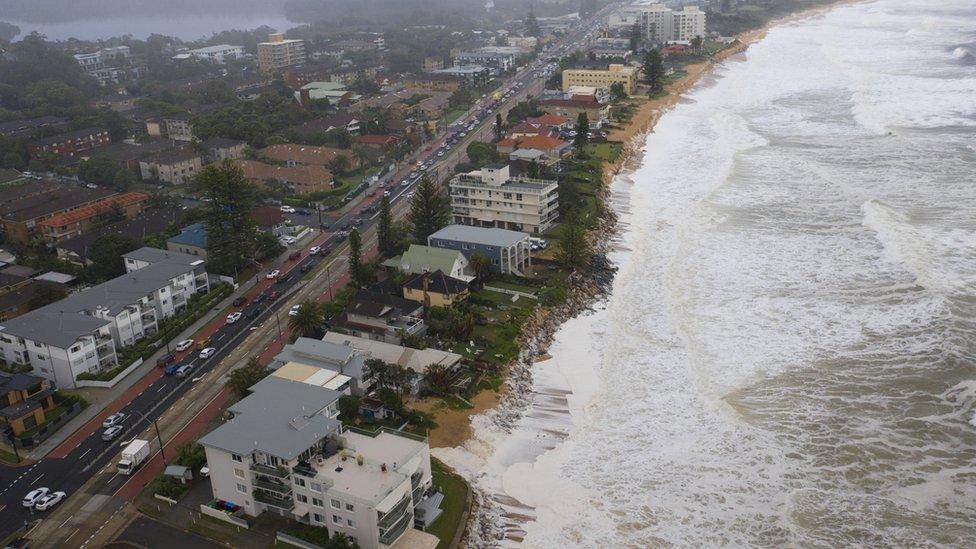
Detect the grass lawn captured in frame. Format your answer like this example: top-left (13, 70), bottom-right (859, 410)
top-left (441, 108), bottom-right (467, 125)
top-left (428, 458), bottom-right (469, 549)
top-left (187, 514), bottom-right (241, 545)
top-left (0, 447), bottom-right (21, 464)
top-left (585, 142), bottom-right (622, 163)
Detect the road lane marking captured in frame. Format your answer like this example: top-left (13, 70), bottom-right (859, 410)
top-left (59, 516), bottom-right (72, 528)
top-left (156, 384), bottom-right (166, 393)
top-left (30, 473), bottom-right (44, 486)
top-left (79, 448), bottom-right (92, 459)
top-left (65, 528), bottom-right (80, 542)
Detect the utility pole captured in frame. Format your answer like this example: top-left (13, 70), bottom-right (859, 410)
top-left (154, 418), bottom-right (167, 463)
top-left (326, 263), bottom-right (333, 300)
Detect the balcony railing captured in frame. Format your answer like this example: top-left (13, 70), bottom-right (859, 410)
top-left (378, 509), bottom-right (413, 546)
top-left (253, 490), bottom-right (294, 510)
top-left (250, 462), bottom-right (290, 479)
top-left (252, 478), bottom-right (293, 495)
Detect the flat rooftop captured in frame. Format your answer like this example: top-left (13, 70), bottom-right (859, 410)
top-left (314, 430), bottom-right (426, 504)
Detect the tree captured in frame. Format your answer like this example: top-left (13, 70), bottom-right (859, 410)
top-left (226, 358), bottom-right (269, 398)
top-left (573, 112), bottom-right (590, 155)
top-left (348, 228), bottom-right (364, 286)
top-left (465, 141), bottom-right (498, 167)
top-left (629, 21), bottom-right (642, 53)
top-left (112, 167), bottom-right (136, 191)
top-left (422, 363), bottom-right (454, 395)
top-left (389, 365), bottom-right (418, 400)
top-left (2, 151), bottom-right (25, 170)
top-left (609, 82), bottom-right (627, 102)
top-left (556, 217), bottom-right (590, 271)
top-left (78, 155), bottom-right (120, 186)
top-left (364, 358), bottom-right (393, 391)
top-left (194, 162), bottom-right (259, 277)
top-left (288, 300), bottom-right (324, 338)
top-left (525, 5), bottom-right (542, 37)
top-left (691, 35), bottom-right (704, 55)
top-left (327, 155), bottom-right (351, 175)
top-left (643, 48), bottom-right (666, 95)
top-left (175, 442), bottom-right (207, 472)
top-left (527, 159), bottom-right (541, 179)
top-left (469, 253), bottom-right (491, 285)
top-left (408, 176), bottom-right (450, 241)
top-left (27, 284), bottom-right (67, 310)
top-left (377, 195), bottom-right (395, 257)
top-left (337, 395), bottom-right (361, 422)
top-left (88, 234), bottom-right (140, 281)
top-left (494, 113), bottom-right (504, 142)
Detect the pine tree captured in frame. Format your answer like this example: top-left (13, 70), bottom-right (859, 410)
top-left (557, 217), bottom-right (590, 270)
top-left (525, 5), bottom-right (541, 37)
top-left (348, 228), bottom-right (364, 286)
top-left (573, 112), bottom-right (590, 155)
top-left (194, 162), bottom-right (258, 277)
top-left (643, 48), bottom-right (665, 95)
top-left (408, 175), bottom-right (451, 241)
top-left (377, 195), bottom-right (395, 257)
top-left (494, 113), bottom-right (503, 142)
top-left (629, 21), bottom-right (642, 53)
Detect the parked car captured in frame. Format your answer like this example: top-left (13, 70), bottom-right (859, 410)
top-left (288, 305), bottom-right (301, 317)
top-left (164, 363), bottom-right (183, 376)
top-left (252, 293), bottom-right (266, 304)
top-left (288, 251), bottom-right (302, 261)
top-left (175, 364), bottom-right (194, 377)
top-left (102, 412), bottom-right (126, 428)
top-left (226, 312), bottom-right (242, 324)
top-left (156, 353), bottom-right (175, 367)
top-left (34, 491), bottom-right (65, 511)
top-left (308, 246), bottom-right (321, 255)
top-left (280, 236), bottom-right (296, 245)
top-left (266, 270), bottom-right (280, 279)
top-left (296, 209), bottom-right (311, 216)
top-left (279, 205), bottom-right (296, 213)
top-left (102, 425), bottom-right (124, 441)
top-left (23, 488), bottom-right (50, 508)
top-left (232, 296), bottom-right (247, 307)
top-left (175, 339), bottom-right (195, 352)
top-left (267, 290), bottom-right (281, 300)
top-left (199, 347), bottom-right (216, 360)
top-left (300, 263), bottom-right (312, 273)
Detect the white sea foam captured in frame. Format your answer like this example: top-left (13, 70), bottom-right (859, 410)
top-left (438, 0), bottom-right (976, 546)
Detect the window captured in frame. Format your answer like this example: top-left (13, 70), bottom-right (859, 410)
top-left (331, 498), bottom-right (341, 509)
top-left (310, 482), bottom-right (322, 492)
top-left (296, 494), bottom-right (308, 503)
top-left (295, 477), bottom-right (306, 487)
top-left (345, 503), bottom-right (354, 512)
top-left (312, 497), bottom-right (323, 507)
top-left (346, 519), bottom-right (356, 528)
top-left (234, 468), bottom-right (245, 479)
top-left (313, 513), bottom-right (324, 523)
top-left (236, 484), bottom-right (247, 494)
top-left (332, 515), bottom-right (341, 524)
top-left (232, 454), bottom-right (243, 462)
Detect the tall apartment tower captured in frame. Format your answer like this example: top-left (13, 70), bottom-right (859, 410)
top-left (257, 33), bottom-right (307, 73)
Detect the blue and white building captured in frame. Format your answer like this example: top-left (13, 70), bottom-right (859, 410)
top-left (427, 225), bottom-right (532, 275)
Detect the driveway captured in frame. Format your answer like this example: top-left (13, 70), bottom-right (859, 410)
top-left (117, 516), bottom-right (219, 549)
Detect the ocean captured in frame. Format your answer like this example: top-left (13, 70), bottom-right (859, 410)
top-left (435, 0), bottom-right (976, 546)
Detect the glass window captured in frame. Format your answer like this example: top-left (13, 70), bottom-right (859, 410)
top-left (345, 503), bottom-right (354, 512)
top-left (331, 498), bottom-right (341, 509)
top-left (237, 484), bottom-right (247, 493)
top-left (312, 497), bottom-right (323, 507)
top-left (234, 468), bottom-right (244, 479)
top-left (332, 515), bottom-right (341, 524)
top-left (232, 454), bottom-right (243, 462)
top-left (310, 482), bottom-right (322, 492)
top-left (295, 477), bottom-right (306, 487)
top-left (296, 494), bottom-right (308, 503)
top-left (346, 519), bottom-right (356, 528)
top-left (313, 513), bottom-right (324, 523)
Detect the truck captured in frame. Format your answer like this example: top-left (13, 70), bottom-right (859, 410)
top-left (117, 439), bottom-right (151, 475)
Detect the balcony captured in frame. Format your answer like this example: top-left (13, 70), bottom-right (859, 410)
top-left (378, 509), bottom-right (413, 546)
top-left (250, 462), bottom-right (290, 479)
top-left (377, 494), bottom-right (412, 530)
top-left (253, 490), bottom-right (294, 510)
top-left (252, 478), bottom-right (292, 495)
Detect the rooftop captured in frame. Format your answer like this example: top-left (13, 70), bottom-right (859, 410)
top-left (0, 186), bottom-right (117, 223)
top-left (31, 127), bottom-right (109, 147)
top-left (323, 332), bottom-right (463, 375)
top-left (167, 223), bottom-right (208, 249)
top-left (313, 429), bottom-right (426, 504)
top-left (55, 209), bottom-right (179, 263)
top-left (429, 224), bottom-right (529, 248)
top-left (403, 270), bottom-right (469, 296)
top-left (386, 244), bottom-right (465, 276)
top-left (199, 376), bottom-right (341, 461)
top-left (259, 144), bottom-right (353, 167)
top-left (38, 192), bottom-right (149, 229)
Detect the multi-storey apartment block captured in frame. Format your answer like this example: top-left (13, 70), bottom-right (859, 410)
top-left (258, 33), bottom-right (307, 73)
top-left (562, 64), bottom-right (639, 95)
top-left (449, 164), bottom-right (558, 235)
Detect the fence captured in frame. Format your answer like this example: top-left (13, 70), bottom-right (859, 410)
top-left (275, 532), bottom-right (323, 549)
top-left (10, 401), bottom-right (84, 449)
top-left (200, 504), bottom-right (250, 529)
top-left (74, 358), bottom-right (144, 389)
top-left (483, 285), bottom-right (538, 300)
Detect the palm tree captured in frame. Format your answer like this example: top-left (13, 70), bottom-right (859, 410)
top-left (364, 358), bottom-right (392, 391)
top-left (469, 253), bottom-right (491, 286)
top-left (287, 300), bottom-right (324, 338)
top-left (226, 357), bottom-right (268, 398)
top-left (422, 363), bottom-right (453, 395)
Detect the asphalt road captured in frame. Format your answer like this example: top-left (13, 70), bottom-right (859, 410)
top-left (0, 5), bottom-right (612, 541)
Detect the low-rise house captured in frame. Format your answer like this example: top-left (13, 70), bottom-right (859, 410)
top-left (508, 148), bottom-right (558, 170)
top-left (332, 290), bottom-right (426, 345)
top-left (37, 192), bottom-right (150, 244)
top-left (0, 183), bottom-right (118, 245)
top-left (525, 114), bottom-right (570, 132)
top-left (0, 272), bottom-right (67, 321)
top-left (28, 127), bottom-right (111, 159)
top-left (431, 65), bottom-right (491, 86)
top-left (235, 160), bottom-right (334, 196)
top-left (428, 225), bottom-right (532, 275)
top-left (0, 373), bottom-right (56, 436)
top-left (323, 332), bottom-right (463, 390)
top-left (538, 97), bottom-right (609, 128)
top-left (0, 248), bottom-right (209, 388)
top-left (282, 63), bottom-right (336, 89)
top-left (88, 140), bottom-right (179, 171)
top-left (382, 245), bottom-right (472, 282)
top-left (352, 134), bottom-right (398, 153)
top-left (296, 82), bottom-right (360, 107)
top-left (404, 74), bottom-right (463, 93)
top-left (449, 164), bottom-right (559, 235)
top-left (270, 337), bottom-right (368, 395)
top-left (259, 144), bottom-right (357, 169)
top-left (140, 149), bottom-right (203, 185)
top-left (163, 116), bottom-right (196, 141)
top-left (166, 223), bottom-right (208, 258)
top-left (401, 270), bottom-right (469, 307)
top-left (0, 116), bottom-right (68, 140)
top-left (201, 137), bottom-right (247, 162)
top-left (176, 44), bottom-right (244, 64)
top-left (496, 135), bottom-right (571, 159)
top-left (250, 206), bottom-right (286, 235)
top-left (285, 113), bottom-right (361, 138)
top-left (55, 209), bottom-right (178, 266)
top-left (198, 375), bottom-right (440, 549)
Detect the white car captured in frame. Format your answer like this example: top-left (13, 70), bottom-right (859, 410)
top-left (405, 192), bottom-right (415, 200)
top-left (175, 364), bottom-right (194, 377)
top-left (23, 488), bottom-right (49, 508)
top-left (279, 205), bottom-right (296, 213)
top-left (288, 305), bottom-right (301, 317)
top-left (308, 246), bottom-right (321, 255)
top-left (226, 312), bottom-right (242, 324)
top-left (102, 425), bottom-right (124, 441)
top-left (102, 412), bottom-right (126, 428)
top-left (266, 270), bottom-right (281, 279)
top-left (199, 347), bottom-right (216, 360)
top-left (175, 339), bottom-right (195, 352)
top-left (280, 236), bottom-right (296, 245)
top-left (34, 491), bottom-right (66, 511)
top-left (401, 180), bottom-right (410, 187)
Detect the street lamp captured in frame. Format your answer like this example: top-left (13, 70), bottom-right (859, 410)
top-left (129, 408), bottom-right (168, 464)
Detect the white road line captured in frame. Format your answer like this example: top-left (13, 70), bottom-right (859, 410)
top-left (59, 516), bottom-right (72, 528)
top-left (65, 528), bottom-right (80, 542)
top-left (79, 448), bottom-right (92, 459)
top-left (29, 473), bottom-right (44, 485)
top-left (156, 384), bottom-right (166, 393)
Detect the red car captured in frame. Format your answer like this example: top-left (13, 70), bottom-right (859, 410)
top-left (289, 251), bottom-right (302, 261)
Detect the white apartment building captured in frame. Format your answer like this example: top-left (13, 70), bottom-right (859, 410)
top-left (181, 44), bottom-right (245, 64)
top-left (610, 4), bottom-right (706, 43)
top-left (449, 164), bottom-right (559, 235)
top-left (258, 33), bottom-right (307, 73)
top-left (199, 376), bottom-right (441, 549)
top-left (0, 248), bottom-right (208, 388)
